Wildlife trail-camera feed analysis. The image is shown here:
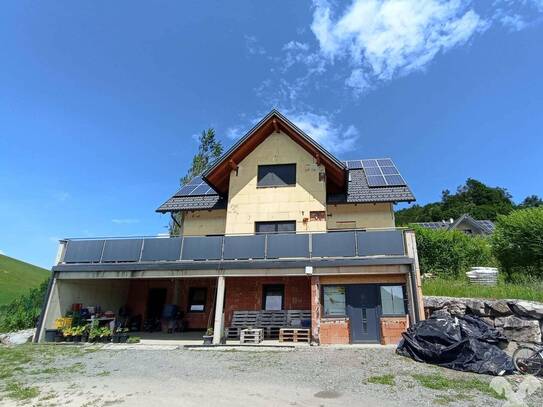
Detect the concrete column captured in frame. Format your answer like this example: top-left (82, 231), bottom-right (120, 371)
top-left (404, 230), bottom-right (425, 321)
top-left (212, 275), bottom-right (226, 344)
top-left (172, 279), bottom-right (180, 304)
top-left (310, 276), bottom-right (320, 344)
top-left (55, 240), bottom-right (67, 265)
top-left (37, 274), bottom-right (59, 342)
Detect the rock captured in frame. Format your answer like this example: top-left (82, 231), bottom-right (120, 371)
top-left (443, 299), bottom-right (467, 316)
top-left (423, 296), bottom-right (447, 310)
top-left (480, 317), bottom-right (494, 327)
top-left (495, 316), bottom-right (541, 343)
top-left (430, 309), bottom-right (451, 319)
top-left (0, 329), bottom-right (35, 345)
top-left (486, 300), bottom-right (513, 317)
top-left (465, 299), bottom-right (488, 316)
top-left (509, 301), bottom-right (543, 320)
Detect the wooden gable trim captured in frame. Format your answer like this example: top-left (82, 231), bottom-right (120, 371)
top-left (205, 112), bottom-right (346, 194)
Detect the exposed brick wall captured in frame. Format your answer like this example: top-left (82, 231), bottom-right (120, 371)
top-left (125, 278), bottom-right (217, 330)
top-left (223, 277), bottom-right (311, 326)
top-left (310, 276), bottom-right (320, 343)
top-left (320, 319), bottom-right (350, 344)
top-left (380, 316), bottom-right (408, 345)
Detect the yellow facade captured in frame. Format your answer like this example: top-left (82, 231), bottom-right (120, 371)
top-left (225, 131), bottom-right (328, 234)
top-left (182, 209), bottom-right (227, 236)
top-left (326, 203), bottom-right (395, 230)
top-left (180, 132), bottom-right (396, 235)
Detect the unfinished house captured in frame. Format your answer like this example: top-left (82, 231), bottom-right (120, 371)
top-left (38, 110), bottom-right (424, 345)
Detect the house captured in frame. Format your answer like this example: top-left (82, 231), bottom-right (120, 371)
top-left (415, 213), bottom-right (495, 235)
top-left (37, 110), bottom-right (424, 345)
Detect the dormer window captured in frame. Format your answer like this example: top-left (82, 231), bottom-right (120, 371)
top-left (257, 164), bottom-right (296, 187)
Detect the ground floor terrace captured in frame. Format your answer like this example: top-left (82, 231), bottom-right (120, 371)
top-left (38, 266), bottom-right (424, 346)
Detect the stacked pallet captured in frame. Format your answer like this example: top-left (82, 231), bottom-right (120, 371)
top-left (279, 328), bottom-right (310, 343)
top-left (240, 328), bottom-right (264, 344)
top-left (226, 311), bottom-right (260, 339)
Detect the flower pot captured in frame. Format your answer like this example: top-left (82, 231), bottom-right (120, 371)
top-left (112, 335), bottom-right (120, 343)
top-left (81, 334), bottom-right (89, 342)
top-left (74, 335), bottom-right (82, 343)
top-left (120, 334), bottom-right (129, 343)
top-left (202, 335), bottom-right (213, 345)
top-left (54, 334), bottom-right (63, 343)
top-left (65, 336), bottom-right (73, 342)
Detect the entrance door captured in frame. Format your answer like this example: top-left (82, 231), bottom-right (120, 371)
top-left (346, 285), bottom-right (381, 343)
top-left (147, 288), bottom-right (167, 319)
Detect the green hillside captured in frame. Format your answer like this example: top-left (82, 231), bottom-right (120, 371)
top-left (0, 254), bottom-right (50, 305)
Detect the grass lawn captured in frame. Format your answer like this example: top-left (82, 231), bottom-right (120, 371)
top-left (422, 276), bottom-right (543, 302)
top-left (0, 254), bottom-right (50, 305)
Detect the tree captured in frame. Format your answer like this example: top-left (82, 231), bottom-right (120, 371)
top-left (518, 195), bottom-right (543, 209)
top-left (491, 207), bottom-right (543, 279)
top-left (396, 178), bottom-right (515, 225)
top-left (169, 129), bottom-right (223, 235)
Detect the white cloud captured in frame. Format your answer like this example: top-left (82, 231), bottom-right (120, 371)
top-left (112, 218), bottom-right (140, 224)
top-left (0, 249), bottom-right (4, 255)
top-left (311, 0), bottom-right (486, 93)
top-left (272, 0), bottom-right (543, 98)
top-left (288, 111), bottom-right (360, 154)
top-left (245, 35), bottom-right (267, 55)
top-left (226, 126), bottom-right (245, 140)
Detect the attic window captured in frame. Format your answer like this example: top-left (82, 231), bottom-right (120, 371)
top-left (257, 164), bottom-right (296, 187)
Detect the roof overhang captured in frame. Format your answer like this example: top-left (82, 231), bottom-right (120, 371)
top-left (203, 110), bottom-right (346, 195)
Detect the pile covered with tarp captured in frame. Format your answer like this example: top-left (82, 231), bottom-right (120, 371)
top-left (397, 313), bottom-right (514, 375)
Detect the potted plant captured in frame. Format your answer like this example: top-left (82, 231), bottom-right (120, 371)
top-left (89, 326), bottom-right (101, 343)
top-left (63, 327), bottom-right (74, 342)
top-left (118, 328), bottom-right (129, 343)
top-left (99, 326), bottom-right (112, 343)
top-left (81, 325), bottom-right (89, 342)
top-left (72, 325), bottom-right (86, 343)
top-left (203, 328), bottom-right (213, 345)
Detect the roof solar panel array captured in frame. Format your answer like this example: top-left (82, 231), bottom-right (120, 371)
top-left (174, 176), bottom-right (217, 197)
top-left (344, 158), bottom-right (407, 187)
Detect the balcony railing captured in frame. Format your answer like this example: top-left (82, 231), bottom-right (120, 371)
top-left (58, 229), bottom-right (408, 265)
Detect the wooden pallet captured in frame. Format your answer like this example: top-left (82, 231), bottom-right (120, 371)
top-left (279, 328), bottom-right (310, 343)
top-left (240, 328), bottom-right (263, 344)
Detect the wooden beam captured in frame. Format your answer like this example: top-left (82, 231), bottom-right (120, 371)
top-left (273, 118), bottom-right (279, 133)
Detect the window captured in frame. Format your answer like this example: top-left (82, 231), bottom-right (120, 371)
top-left (257, 164), bottom-right (296, 187)
top-left (262, 285), bottom-right (284, 310)
top-left (322, 285), bottom-right (346, 317)
top-left (188, 287), bottom-right (207, 312)
top-left (380, 286), bottom-right (406, 315)
top-left (255, 221), bottom-right (296, 234)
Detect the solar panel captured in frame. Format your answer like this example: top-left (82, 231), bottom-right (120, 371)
top-left (345, 160), bottom-right (363, 169)
top-left (359, 158), bottom-right (407, 187)
top-left (174, 176), bottom-right (217, 197)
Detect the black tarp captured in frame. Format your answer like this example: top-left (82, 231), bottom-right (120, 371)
top-left (396, 313), bottom-right (514, 375)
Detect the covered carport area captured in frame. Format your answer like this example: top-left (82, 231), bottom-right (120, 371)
top-left (39, 271), bottom-right (218, 343)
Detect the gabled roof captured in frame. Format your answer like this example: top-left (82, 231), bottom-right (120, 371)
top-left (328, 168), bottom-right (415, 204)
top-left (157, 111), bottom-right (417, 212)
top-left (202, 109), bottom-right (346, 194)
top-left (414, 214), bottom-right (495, 234)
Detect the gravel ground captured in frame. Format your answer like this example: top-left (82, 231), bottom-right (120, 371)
top-left (1, 344), bottom-right (542, 406)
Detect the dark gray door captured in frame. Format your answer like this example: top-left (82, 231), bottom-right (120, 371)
top-left (346, 285), bottom-right (381, 343)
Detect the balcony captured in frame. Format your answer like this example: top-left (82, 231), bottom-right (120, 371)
top-left (53, 229), bottom-right (414, 272)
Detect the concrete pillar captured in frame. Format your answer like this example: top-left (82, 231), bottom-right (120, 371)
top-left (213, 275), bottom-right (226, 344)
top-left (404, 230), bottom-right (425, 321)
top-left (55, 240), bottom-right (67, 265)
top-left (37, 274), bottom-right (59, 342)
top-left (310, 276), bottom-right (320, 344)
top-left (172, 279), bottom-right (180, 304)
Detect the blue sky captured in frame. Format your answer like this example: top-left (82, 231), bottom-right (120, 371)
top-left (1, 0), bottom-right (542, 268)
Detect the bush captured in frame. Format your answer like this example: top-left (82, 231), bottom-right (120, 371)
top-left (492, 207), bottom-right (543, 278)
top-left (0, 279), bottom-right (49, 333)
top-left (412, 226), bottom-right (494, 277)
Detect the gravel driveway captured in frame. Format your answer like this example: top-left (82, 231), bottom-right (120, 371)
top-left (1, 344), bottom-right (542, 406)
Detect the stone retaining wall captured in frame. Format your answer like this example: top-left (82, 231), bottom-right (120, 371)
top-left (424, 296), bottom-right (543, 344)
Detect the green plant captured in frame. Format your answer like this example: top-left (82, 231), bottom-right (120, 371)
top-left (492, 207), bottom-right (543, 278)
top-left (0, 279), bottom-right (50, 333)
top-left (72, 325), bottom-right (87, 336)
top-left (411, 373), bottom-right (504, 400)
top-left (88, 326), bottom-right (102, 341)
top-left (4, 381), bottom-right (40, 400)
top-left (366, 374), bottom-right (395, 385)
top-left (62, 327), bottom-right (74, 337)
top-left (99, 327), bottom-right (111, 338)
top-left (127, 336), bottom-right (140, 343)
top-left (205, 328), bottom-right (213, 336)
top-left (413, 226), bottom-right (494, 277)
